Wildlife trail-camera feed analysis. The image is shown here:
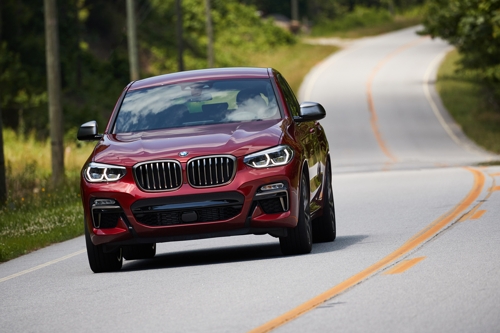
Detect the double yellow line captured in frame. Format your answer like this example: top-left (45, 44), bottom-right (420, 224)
top-left (366, 36), bottom-right (429, 163)
top-left (250, 167), bottom-right (485, 333)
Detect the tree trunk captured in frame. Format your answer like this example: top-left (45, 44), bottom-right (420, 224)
top-left (126, 0), bottom-right (140, 81)
top-left (291, 0), bottom-right (298, 21)
top-left (0, 104), bottom-right (7, 207)
top-left (176, 0), bottom-right (184, 71)
top-left (44, 0), bottom-right (65, 187)
top-left (0, 0), bottom-right (6, 206)
top-left (205, 0), bottom-right (214, 68)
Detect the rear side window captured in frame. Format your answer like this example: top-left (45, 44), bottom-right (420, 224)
top-left (113, 78), bottom-right (282, 133)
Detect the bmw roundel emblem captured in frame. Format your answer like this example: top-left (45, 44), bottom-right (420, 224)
top-left (179, 151), bottom-right (189, 157)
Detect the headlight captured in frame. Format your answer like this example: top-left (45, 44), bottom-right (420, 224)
top-left (244, 145), bottom-right (294, 168)
top-left (84, 162), bottom-right (126, 182)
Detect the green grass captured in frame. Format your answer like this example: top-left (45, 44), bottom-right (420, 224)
top-left (311, 6), bottom-right (423, 38)
top-left (0, 129), bottom-right (94, 262)
top-left (0, 204), bottom-right (83, 261)
top-left (436, 50), bottom-right (500, 154)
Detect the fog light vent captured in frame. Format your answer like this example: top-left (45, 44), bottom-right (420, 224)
top-left (260, 183), bottom-right (285, 192)
top-left (91, 198), bottom-right (123, 229)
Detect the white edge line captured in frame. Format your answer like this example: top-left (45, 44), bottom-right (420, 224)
top-left (423, 47), bottom-right (472, 149)
top-left (0, 249), bottom-right (86, 283)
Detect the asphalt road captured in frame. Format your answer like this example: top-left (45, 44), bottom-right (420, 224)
top-left (1, 26), bottom-right (500, 332)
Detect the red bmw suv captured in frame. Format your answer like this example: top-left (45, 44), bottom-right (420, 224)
top-left (78, 67), bottom-right (336, 273)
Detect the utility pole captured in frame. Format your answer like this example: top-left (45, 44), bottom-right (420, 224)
top-left (290, 0), bottom-right (300, 34)
top-left (176, 0), bottom-right (184, 71)
top-left (291, 0), bottom-right (298, 21)
top-left (126, 0), bottom-right (140, 81)
top-left (44, 0), bottom-right (65, 186)
top-left (205, 0), bottom-right (214, 68)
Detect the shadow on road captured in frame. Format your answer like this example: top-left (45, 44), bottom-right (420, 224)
top-left (121, 234), bottom-right (368, 272)
top-left (312, 234), bottom-right (369, 254)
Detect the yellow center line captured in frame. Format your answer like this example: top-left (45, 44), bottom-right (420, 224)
top-left (249, 167), bottom-right (485, 333)
top-left (383, 256), bottom-right (426, 275)
top-left (459, 171), bottom-right (496, 222)
top-left (0, 249), bottom-right (86, 284)
top-left (366, 36), bottom-right (428, 163)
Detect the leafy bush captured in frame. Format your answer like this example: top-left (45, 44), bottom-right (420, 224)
top-left (145, 0), bottom-right (296, 74)
top-left (312, 6), bottom-right (394, 35)
top-left (0, 0), bottom-right (295, 139)
top-left (420, 0), bottom-right (500, 81)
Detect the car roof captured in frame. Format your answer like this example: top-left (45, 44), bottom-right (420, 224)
top-left (129, 67), bottom-right (272, 91)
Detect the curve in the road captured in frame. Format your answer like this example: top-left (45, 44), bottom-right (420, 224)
top-left (299, 26), bottom-right (497, 173)
top-left (365, 36), bottom-right (429, 164)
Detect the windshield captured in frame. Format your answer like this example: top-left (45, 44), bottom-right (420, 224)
top-left (113, 78), bottom-right (281, 133)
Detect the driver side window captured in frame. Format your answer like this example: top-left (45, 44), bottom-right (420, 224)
top-left (277, 74), bottom-right (300, 117)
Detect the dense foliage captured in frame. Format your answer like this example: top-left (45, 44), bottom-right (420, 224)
top-left (421, 0), bottom-right (500, 81)
top-left (243, 0), bottom-right (423, 21)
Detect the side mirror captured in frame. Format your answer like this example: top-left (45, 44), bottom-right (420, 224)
top-left (295, 102), bottom-right (326, 122)
top-left (77, 121), bottom-right (103, 141)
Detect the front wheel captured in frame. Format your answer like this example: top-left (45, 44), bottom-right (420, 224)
top-left (85, 223), bottom-right (123, 273)
top-left (279, 173), bottom-right (312, 255)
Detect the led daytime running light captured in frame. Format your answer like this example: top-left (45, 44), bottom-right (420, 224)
top-left (85, 162), bottom-right (126, 183)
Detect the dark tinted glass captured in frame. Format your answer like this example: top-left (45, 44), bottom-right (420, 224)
top-left (114, 79), bottom-right (281, 133)
top-left (276, 74), bottom-right (300, 117)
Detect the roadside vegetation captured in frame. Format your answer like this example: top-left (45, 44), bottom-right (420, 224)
top-left (311, 5), bottom-right (423, 38)
top-left (0, 130), bottom-right (94, 261)
top-left (422, 0), bottom-right (500, 154)
top-left (437, 51), bottom-right (500, 154)
top-left (0, 0), bottom-right (423, 262)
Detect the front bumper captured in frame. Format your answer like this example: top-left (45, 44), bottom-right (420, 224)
top-left (82, 162), bottom-right (300, 247)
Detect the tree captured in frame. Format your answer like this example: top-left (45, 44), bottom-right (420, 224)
top-left (44, 0), bottom-right (65, 186)
top-left (420, 0), bottom-right (500, 81)
top-left (176, 0), bottom-right (184, 71)
top-left (205, 0), bottom-right (214, 68)
top-left (126, 0), bottom-right (140, 81)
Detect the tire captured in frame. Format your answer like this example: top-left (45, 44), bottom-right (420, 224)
top-left (85, 223), bottom-right (123, 273)
top-left (280, 173), bottom-right (313, 255)
top-left (123, 243), bottom-right (156, 260)
top-left (313, 163), bottom-right (336, 243)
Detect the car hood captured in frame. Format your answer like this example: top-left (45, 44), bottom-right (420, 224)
top-left (93, 119), bottom-right (285, 166)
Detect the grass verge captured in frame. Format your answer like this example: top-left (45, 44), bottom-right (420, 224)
top-left (436, 50), bottom-right (500, 154)
top-left (311, 6), bottom-right (423, 38)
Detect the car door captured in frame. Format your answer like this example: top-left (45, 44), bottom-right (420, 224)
top-left (276, 73), bottom-right (323, 212)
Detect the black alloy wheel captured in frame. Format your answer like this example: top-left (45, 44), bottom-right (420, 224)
top-left (280, 173), bottom-right (313, 255)
top-left (85, 223), bottom-right (123, 273)
top-left (313, 163), bottom-right (336, 243)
